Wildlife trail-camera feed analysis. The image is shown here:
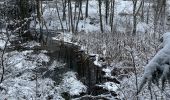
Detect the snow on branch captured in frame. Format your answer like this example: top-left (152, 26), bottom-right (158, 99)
top-left (139, 32), bottom-right (170, 93)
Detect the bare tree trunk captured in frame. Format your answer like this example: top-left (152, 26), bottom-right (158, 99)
top-left (132, 0), bottom-right (143, 36)
top-left (68, 0), bottom-right (71, 31)
top-left (36, 0), bottom-right (41, 23)
top-left (70, 1), bottom-right (74, 33)
top-left (62, 0), bottom-right (67, 21)
top-left (85, 0), bottom-right (89, 18)
top-left (98, 0), bottom-right (103, 33)
top-left (36, 0), bottom-right (45, 43)
top-left (158, 0), bottom-right (166, 35)
top-left (129, 50), bottom-right (139, 100)
top-left (146, 1), bottom-right (151, 24)
top-left (105, 0), bottom-right (109, 24)
top-left (153, 1), bottom-right (159, 38)
top-left (0, 29), bottom-right (9, 83)
top-left (73, 0), bottom-right (77, 27)
top-left (110, 0), bottom-right (115, 32)
top-left (75, 0), bottom-right (82, 32)
top-left (140, 0), bottom-right (144, 22)
top-left (132, 0), bottom-right (137, 36)
top-left (56, 2), bottom-right (64, 32)
top-left (68, 0), bottom-right (74, 33)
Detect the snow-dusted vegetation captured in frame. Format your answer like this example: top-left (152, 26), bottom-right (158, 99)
top-left (139, 32), bottom-right (170, 92)
top-left (0, 0), bottom-right (170, 99)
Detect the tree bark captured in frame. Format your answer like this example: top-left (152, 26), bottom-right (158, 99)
top-left (98, 0), bottom-right (103, 33)
top-left (110, 0), bottom-right (115, 32)
top-left (62, 0), bottom-right (67, 21)
top-left (85, 0), bottom-right (89, 18)
top-left (105, 0), bottom-right (109, 24)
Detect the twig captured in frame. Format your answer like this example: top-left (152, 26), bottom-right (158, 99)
top-left (129, 49), bottom-right (139, 100)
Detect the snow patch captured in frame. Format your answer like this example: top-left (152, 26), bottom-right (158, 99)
top-left (115, 0), bottom-right (133, 15)
top-left (0, 40), bottom-right (6, 49)
top-left (49, 61), bottom-right (66, 70)
top-left (37, 53), bottom-right (50, 62)
top-left (60, 71), bottom-right (87, 96)
top-left (97, 82), bottom-right (118, 92)
top-left (94, 54), bottom-right (102, 67)
top-left (52, 32), bottom-right (73, 43)
top-left (22, 41), bottom-right (40, 48)
top-left (102, 68), bottom-right (112, 77)
top-left (136, 22), bottom-right (149, 34)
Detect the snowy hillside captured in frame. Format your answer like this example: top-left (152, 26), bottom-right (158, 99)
top-left (0, 0), bottom-right (170, 100)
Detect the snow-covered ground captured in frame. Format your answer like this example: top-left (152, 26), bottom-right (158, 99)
top-left (0, 0), bottom-right (169, 99)
top-left (0, 39), bottom-right (87, 100)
